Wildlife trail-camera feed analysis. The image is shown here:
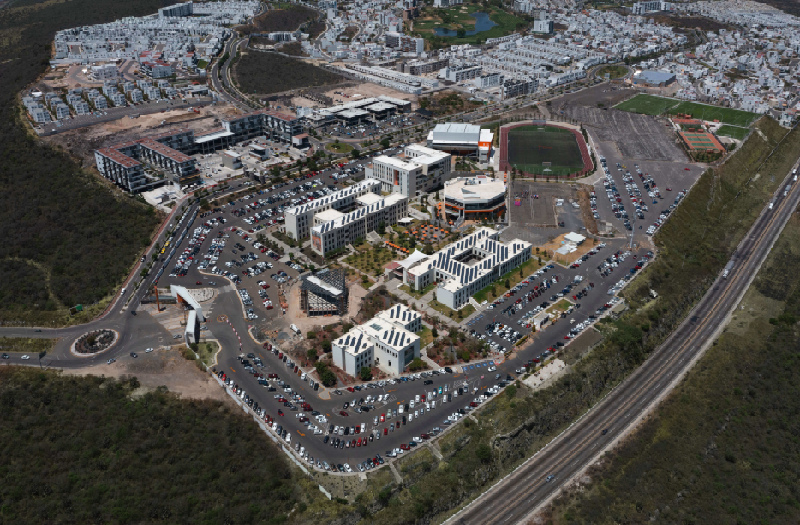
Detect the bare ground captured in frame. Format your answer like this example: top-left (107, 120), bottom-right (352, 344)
top-left (60, 346), bottom-right (232, 404)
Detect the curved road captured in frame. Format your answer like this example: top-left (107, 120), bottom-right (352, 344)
top-left (448, 163), bottom-right (800, 524)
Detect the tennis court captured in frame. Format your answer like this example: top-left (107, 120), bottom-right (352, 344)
top-left (506, 125), bottom-right (586, 176)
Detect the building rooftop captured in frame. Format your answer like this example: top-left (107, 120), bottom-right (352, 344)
top-left (315, 208), bottom-right (345, 222)
top-left (335, 327), bottom-right (372, 356)
top-left (356, 192), bottom-right (383, 206)
top-left (444, 176), bottom-right (506, 202)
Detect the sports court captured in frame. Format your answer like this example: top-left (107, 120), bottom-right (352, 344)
top-left (500, 123), bottom-right (591, 177)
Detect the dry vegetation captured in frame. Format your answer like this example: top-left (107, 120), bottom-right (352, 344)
top-left (233, 51), bottom-right (344, 95)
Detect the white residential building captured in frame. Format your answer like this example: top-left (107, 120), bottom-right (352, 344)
top-left (310, 193), bottom-right (408, 256)
top-left (398, 227), bottom-right (531, 310)
top-left (369, 144), bottom-right (452, 197)
top-left (333, 304), bottom-right (422, 377)
top-left (284, 179), bottom-right (382, 241)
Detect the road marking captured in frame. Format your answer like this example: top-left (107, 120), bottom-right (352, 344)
top-left (230, 367), bottom-right (236, 372)
top-left (296, 430), bottom-right (305, 437)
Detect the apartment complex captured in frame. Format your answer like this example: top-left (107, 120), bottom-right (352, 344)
top-left (332, 304), bottom-right (422, 377)
top-left (397, 227), bottom-right (531, 309)
top-left (369, 144), bottom-right (452, 198)
top-left (284, 179), bottom-right (382, 241)
top-left (94, 127), bottom-right (199, 192)
top-left (310, 193), bottom-right (408, 257)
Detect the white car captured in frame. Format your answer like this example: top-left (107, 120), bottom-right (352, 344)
top-left (145, 347), bottom-right (154, 353)
top-left (20, 355), bottom-right (30, 360)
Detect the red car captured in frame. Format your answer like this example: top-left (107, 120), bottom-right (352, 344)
top-left (684, 167), bottom-right (690, 171)
top-left (339, 410), bottom-right (349, 416)
top-left (384, 427), bottom-right (388, 435)
top-left (196, 281), bottom-right (202, 285)
top-left (277, 410), bottom-right (284, 416)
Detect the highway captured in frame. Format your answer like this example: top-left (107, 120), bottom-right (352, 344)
top-left (447, 164), bottom-right (800, 524)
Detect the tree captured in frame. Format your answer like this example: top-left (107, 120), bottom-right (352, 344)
top-left (408, 357), bottom-right (426, 371)
top-left (377, 221), bottom-right (386, 235)
top-left (432, 327), bottom-right (439, 338)
top-left (321, 339), bottom-right (332, 353)
top-left (360, 366), bottom-right (373, 381)
top-left (456, 28), bottom-right (466, 38)
top-left (351, 149), bottom-right (360, 159)
top-left (476, 443), bottom-right (492, 463)
top-left (307, 348), bottom-right (317, 361)
top-left (505, 279), bottom-right (511, 289)
top-left (380, 137), bottom-right (391, 149)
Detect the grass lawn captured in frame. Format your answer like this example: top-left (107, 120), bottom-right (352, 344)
top-left (715, 124), bottom-right (750, 140)
top-left (507, 125), bottom-right (585, 176)
top-left (473, 257), bottom-right (543, 303)
top-left (400, 282), bottom-right (436, 299)
top-left (326, 142), bottom-right (354, 154)
top-left (429, 300), bottom-right (475, 321)
top-left (615, 95), bottom-right (759, 127)
top-left (0, 337), bottom-right (56, 355)
top-left (597, 64), bottom-right (628, 79)
top-left (614, 94), bottom-right (679, 116)
top-left (552, 299), bottom-right (572, 311)
top-left (416, 326), bottom-right (434, 346)
top-left (197, 59), bottom-right (208, 69)
top-left (345, 246), bottom-right (396, 277)
top-left (196, 341), bottom-right (220, 367)
top-left (669, 101), bottom-right (758, 127)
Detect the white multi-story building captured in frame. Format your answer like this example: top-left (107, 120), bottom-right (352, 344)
top-left (369, 144), bottom-right (452, 197)
top-left (398, 227), bottom-right (531, 309)
top-left (284, 179), bottom-right (382, 241)
top-left (333, 304), bottom-right (422, 377)
top-left (310, 193), bottom-right (408, 256)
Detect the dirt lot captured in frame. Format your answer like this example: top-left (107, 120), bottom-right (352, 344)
top-left (290, 80), bottom-right (417, 110)
top-left (60, 345), bottom-right (232, 403)
top-left (42, 104), bottom-right (243, 164)
top-left (503, 181), bottom-right (586, 245)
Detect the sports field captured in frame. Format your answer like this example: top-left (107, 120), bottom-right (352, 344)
top-left (614, 94), bottom-right (678, 116)
top-left (506, 126), bottom-right (585, 176)
top-left (716, 125), bottom-right (749, 140)
top-left (615, 94), bottom-right (758, 127)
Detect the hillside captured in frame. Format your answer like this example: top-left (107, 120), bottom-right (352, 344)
top-left (0, 368), bottom-right (324, 523)
top-left (0, 0), bottom-right (163, 325)
top-left (546, 213), bottom-right (800, 525)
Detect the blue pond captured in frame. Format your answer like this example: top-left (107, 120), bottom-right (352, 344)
top-left (434, 12), bottom-right (497, 37)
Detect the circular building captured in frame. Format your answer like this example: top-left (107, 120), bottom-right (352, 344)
top-left (443, 175), bottom-right (506, 221)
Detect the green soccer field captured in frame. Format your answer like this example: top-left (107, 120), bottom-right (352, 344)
top-left (669, 101), bottom-right (758, 127)
top-left (614, 94), bottom-right (678, 115)
top-left (507, 126), bottom-right (585, 176)
top-left (614, 95), bottom-right (759, 127)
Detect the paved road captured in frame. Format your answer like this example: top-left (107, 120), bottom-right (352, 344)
top-left (448, 162), bottom-right (800, 524)
top-left (39, 98), bottom-right (213, 136)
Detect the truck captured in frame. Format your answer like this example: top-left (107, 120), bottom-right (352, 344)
top-left (290, 324), bottom-right (301, 336)
top-left (722, 261), bottom-right (734, 279)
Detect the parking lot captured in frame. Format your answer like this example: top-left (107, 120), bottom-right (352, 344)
top-left (320, 111), bottom-right (425, 141)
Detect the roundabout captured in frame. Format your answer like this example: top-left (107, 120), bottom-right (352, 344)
top-left (70, 329), bottom-right (119, 357)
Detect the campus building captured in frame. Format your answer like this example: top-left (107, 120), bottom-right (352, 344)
top-left (94, 128), bottom-right (199, 192)
top-left (310, 193), bottom-right (408, 257)
top-left (300, 268), bottom-right (348, 316)
top-left (332, 304), bottom-right (422, 377)
top-left (284, 179), bottom-right (382, 241)
top-left (427, 122), bottom-right (494, 163)
top-left (443, 175), bottom-right (506, 221)
top-left (397, 227), bottom-right (531, 310)
top-left (369, 144), bottom-right (452, 197)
